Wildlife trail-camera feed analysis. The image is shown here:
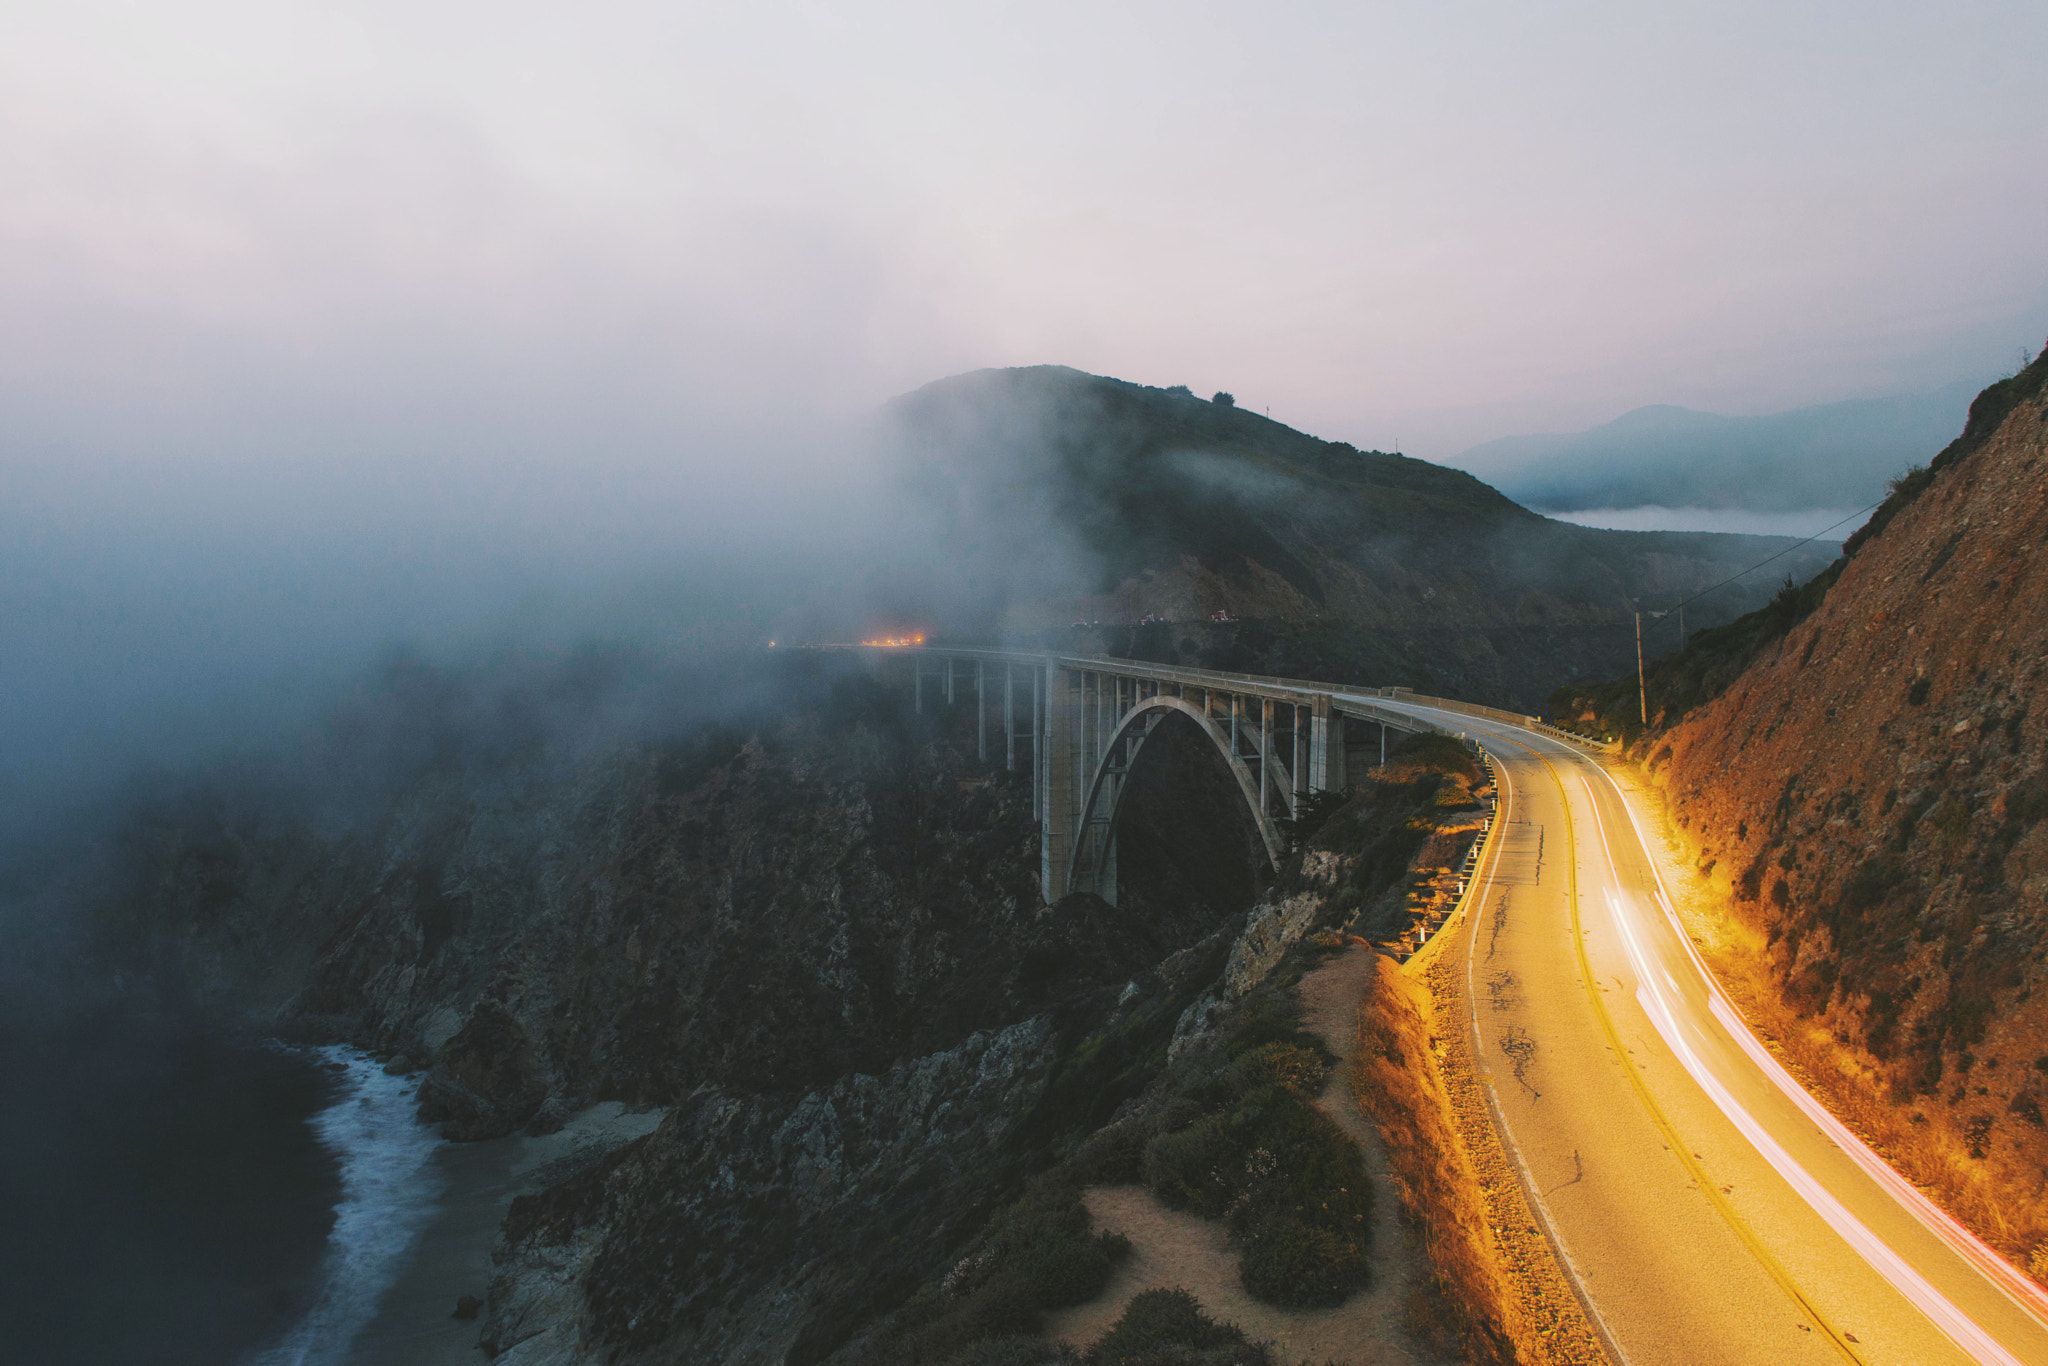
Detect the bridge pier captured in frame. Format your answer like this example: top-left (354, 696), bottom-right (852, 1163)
top-left (1309, 695), bottom-right (1347, 791)
top-left (1040, 661), bottom-right (1076, 899)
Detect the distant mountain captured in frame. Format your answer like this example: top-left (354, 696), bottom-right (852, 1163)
top-left (884, 366), bottom-right (1842, 709)
top-left (1454, 384), bottom-right (1977, 513)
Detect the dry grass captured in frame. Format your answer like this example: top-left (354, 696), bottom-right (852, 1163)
top-left (1700, 935), bottom-right (2048, 1268)
top-left (1351, 956), bottom-right (1607, 1366)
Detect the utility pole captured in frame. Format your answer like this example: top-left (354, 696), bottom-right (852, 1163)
top-left (1636, 611), bottom-right (1648, 726)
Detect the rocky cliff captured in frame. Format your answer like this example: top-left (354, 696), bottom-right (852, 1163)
top-left (1624, 351), bottom-right (2048, 1256)
top-left (88, 645), bottom-right (1523, 1364)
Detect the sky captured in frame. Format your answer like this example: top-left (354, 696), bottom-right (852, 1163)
top-left (4, 0), bottom-right (2046, 824)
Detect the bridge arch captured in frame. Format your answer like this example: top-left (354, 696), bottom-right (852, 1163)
top-left (1066, 694), bottom-right (1291, 901)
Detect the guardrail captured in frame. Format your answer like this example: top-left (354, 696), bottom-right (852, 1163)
top-left (805, 643), bottom-right (1610, 751)
top-left (1400, 748), bottom-right (1505, 975)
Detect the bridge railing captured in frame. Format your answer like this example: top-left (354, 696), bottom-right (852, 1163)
top-left (808, 644), bottom-right (1607, 750)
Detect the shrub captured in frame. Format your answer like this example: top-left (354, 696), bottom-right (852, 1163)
top-left (1142, 1115), bottom-right (1241, 1218)
top-left (945, 1338), bottom-right (1081, 1366)
top-left (1211, 392), bottom-right (1236, 408)
top-left (1088, 1289), bottom-right (1263, 1365)
top-left (1234, 1214), bottom-right (1364, 1306)
top-left (996, 1198), bottom-right (1132, 1310)
top-left (1141, 1080), bottom-right (1371, 1307)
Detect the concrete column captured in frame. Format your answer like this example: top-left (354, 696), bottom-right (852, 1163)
top-left (1031, 666), bottom-right (1043, 818)
top-left (1260, 698), bottom-right (1273, 815)
top-left (1229, 694), bottom-right (1239, 757)
top-left (1004, 664), bottom-right (1015, 772)
top-left (1380, 721), bottom-right (1387, 766)
top-left (1042, 662), bottom-right (1075, 900)
top-left (1309, 696), bottom-right (1346, 791)
top-left (1292, 704), bottom-right (1307, 814)
top-left (977, 661), bottom-right (986, 762)
top-left (946, 658), bottom-right (955, 705)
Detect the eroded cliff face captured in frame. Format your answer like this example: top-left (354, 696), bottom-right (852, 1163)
top-left (1648, 361), bottom-right (2048, 1248)
top-left (94, 656), bottom-right (1272, 1362)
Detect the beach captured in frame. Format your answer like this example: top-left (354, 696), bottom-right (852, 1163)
top-left (342, 1100), bottom-right (666, 1366)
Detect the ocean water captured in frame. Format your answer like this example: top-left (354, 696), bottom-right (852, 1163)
top-left (247, 1047), bottom-right (445, 1366)
top-left (0, 1000), bottom-right (343, 1365)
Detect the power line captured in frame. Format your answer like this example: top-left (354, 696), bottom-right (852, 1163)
top-left (1660, 499), bottom-right (1885, 622)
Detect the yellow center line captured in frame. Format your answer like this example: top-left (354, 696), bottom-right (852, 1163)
top-left (1493, 729), bottom-right (1866, 1366)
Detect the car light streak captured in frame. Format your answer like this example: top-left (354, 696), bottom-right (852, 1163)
top-left (1582, 760), bottom-right (2048, 1336)
top-left (1583, 776), bottom-right (2027, 1366)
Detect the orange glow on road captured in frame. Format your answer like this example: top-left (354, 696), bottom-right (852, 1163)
top-left (860, 634), bottom-right (925, 647)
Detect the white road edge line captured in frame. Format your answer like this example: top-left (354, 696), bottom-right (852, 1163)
top-left (1581, 775), bottom-right (2025, 1366)
top-left (1458, 732), bottom-right (1637, 1366)
top-left (1585, 758), bottom-right (2048, 1335)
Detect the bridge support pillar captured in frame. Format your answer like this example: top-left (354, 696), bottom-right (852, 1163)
top-left (1040, 660), bottom-right (1076, 901)
top-left (1292, 705), bottom-right (1307, 814)
top-left (946, 659), bottom-right (955, 706)
top-left (1004, 664), bottom-right (1015, 771)
top-left (1309, 697), bottom-right (1346, 792)
top-left (1259, 699), bottom-right (1273, 816)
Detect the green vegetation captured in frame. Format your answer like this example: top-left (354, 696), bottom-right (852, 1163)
top-left (1089, 1288), bottom-right (1265, 1364)
top-left (877, 1177), bottom-right (1133, 1363)
top-left (1140, 1018), bottom-right (1371, 1307)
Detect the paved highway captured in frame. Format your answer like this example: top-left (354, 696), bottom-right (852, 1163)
top-left (1352, 695), bottom-right (2048, 1366)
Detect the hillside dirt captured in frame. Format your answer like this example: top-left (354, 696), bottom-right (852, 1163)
top-left (1043, 945), bottom-right (1439, 1365)
top-left (1634, 368), bottom-right (2048, 1267)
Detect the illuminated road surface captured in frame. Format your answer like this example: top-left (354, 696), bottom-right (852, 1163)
top-left (1344, 696), bottom-right (2048, 1366)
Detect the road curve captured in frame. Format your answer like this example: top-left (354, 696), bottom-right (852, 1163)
top-left (1346, 694), bottom-right (2048, 1366)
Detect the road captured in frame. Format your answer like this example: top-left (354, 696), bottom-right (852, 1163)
top-left (1349, 695), bottom-right (2048, 1366)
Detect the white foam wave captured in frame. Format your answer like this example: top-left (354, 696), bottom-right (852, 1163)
top-left (245, 1045), bottom-right (443, 1366)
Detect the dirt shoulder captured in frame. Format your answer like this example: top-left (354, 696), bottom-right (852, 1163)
top-left (1353, 947), bottom-right (1607, 1366)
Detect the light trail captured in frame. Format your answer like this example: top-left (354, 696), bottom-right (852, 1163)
top-left (1584, 760), bottom-right (2048, 1335)
top-left (1579, 771), bottom-right (2027, 1366)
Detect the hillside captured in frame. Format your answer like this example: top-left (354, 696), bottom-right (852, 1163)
top-left (1567, 349), bottom-right (2048, 1261)
top-left (1453, 383), bottom-right (1975, 514)
top-left (888, 366), bottom-right (1839, 711)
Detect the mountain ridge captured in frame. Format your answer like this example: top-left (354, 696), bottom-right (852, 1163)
top-left (887, 365), bottom-right (1841, 710)
top-left (1454, 381), bottom-right (1977, 513)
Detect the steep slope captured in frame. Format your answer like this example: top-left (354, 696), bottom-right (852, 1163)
top-left (1608, 350), bottom-right (2048, 1258)
top-left (889, 366), bottom-right (1838, 710)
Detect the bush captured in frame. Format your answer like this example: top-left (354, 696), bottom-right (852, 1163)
top-left (1142, 1115), bottom-right (1241, 1218)
top-left (1088, 1288), bottom-right (1264, 1365)
top-left (945, 1338), bottom-right (1081, 1366)
top-left (1234, 1215), bottom-right (1364, 1306)
top-left (1211, 392), bottom-right (1236, 408)
top-left (997, 1198), bottom-right (1132, 1310)
top-left (1141, 1081), bottom-right (1371, 1307)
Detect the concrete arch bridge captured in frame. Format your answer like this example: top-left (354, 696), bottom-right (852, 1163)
top-left (834, 647), bottom-right (1575, 904)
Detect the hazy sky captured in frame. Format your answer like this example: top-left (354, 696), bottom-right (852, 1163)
top-left (4, 0), bottom-right (2046, 823)
top-left (5, 1), bottom-right (2044, 459)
